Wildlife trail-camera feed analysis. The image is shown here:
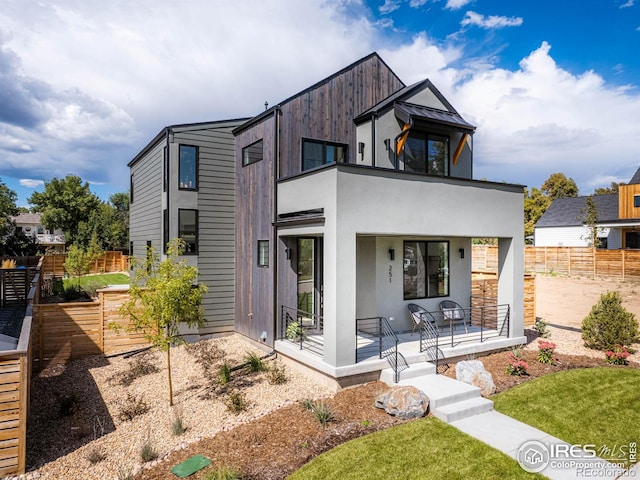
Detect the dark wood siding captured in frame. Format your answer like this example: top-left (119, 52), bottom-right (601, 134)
top-left (235, 115), bottom-right (276, 343)
top-left (278, 55), bottom-right (404, 178)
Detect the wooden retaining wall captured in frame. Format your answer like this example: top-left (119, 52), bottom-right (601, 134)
top-left (473, 245), bottom-right (640, 279)
top-left (41, 251), bottom-right (128, 277)
top-left (0, 284), bottom-right (35, 476)
top-left (471, 274), bottom-right (536, 327)
top-left (32, 288), bottom-right (149, 370)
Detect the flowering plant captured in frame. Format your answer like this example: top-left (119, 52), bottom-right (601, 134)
top-left (537, 340), bottom-right (557, 364)
top-left (605, 345), bottom-right (630, 365)
top-left (506, 353), bottom-right (529, 376)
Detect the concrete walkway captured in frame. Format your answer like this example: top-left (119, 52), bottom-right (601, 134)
top-left (382, 367), bottom-right (634, 479)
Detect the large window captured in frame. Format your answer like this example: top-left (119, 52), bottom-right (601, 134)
top-left (403, 132), bottom-right (449, 176)
top-left (242, 139), bottom-right (263, 166)
top-left (302, 139), bottom-right (347, 171)
top-left (163, 146), bottom-right (168, 192)
top-left (178, 209), bottom-right (198, 254)
top-left (179, 145), bottom-right (198, 190)
top-left (403, 241), bottom-right (449, 299)
top-left (163, 209), bottom-right (169, 254)
top-left (130, 173), bottom-right (134, 203)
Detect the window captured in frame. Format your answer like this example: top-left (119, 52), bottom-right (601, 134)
top-left (163, 209), bottom-right (169, 254)
top-left (634, 195), bottom-right (640, 208)
top-left (163, 146), bottom-right (168, 192)
top-left (302, 139), bottom-right (347, 171)
top-left (129, 241), bottom-right (133, 257)
top-left (258, 240), bottom-right (269, 267)
top-left (242, 139), bottom-right (263, 166)
top-left (403, 241), bottom-right (449, 299)
top-left (179, 145), bottom-right (198, 190)
top-left (403, 132), bottom-right (449, 176)
top-left (130, 173), bottom-right (134, 203)
top-left (146, 241), bottom-right (152, 272)
top-left (178, 209), bottom-right (198, 254)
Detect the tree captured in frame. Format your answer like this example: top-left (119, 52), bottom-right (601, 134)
top-left (63, 236), bottom-right (104, 287)
top-left (28, 175), bottom-right (101, 245)
top-left (524, 187), bottom-right (551, 239)
top-left (594, 182), bottom-right (624, 195)
top-left (582, 195), bottom-right (601, 247)
top-left (119, 238), bottom-right (207, 406)
top-left (0, 178), bottom-right (18, 239)
top-left (75, 193), bottom-right (129, 250)
top-left (541, 172), bottom-right (579, 200)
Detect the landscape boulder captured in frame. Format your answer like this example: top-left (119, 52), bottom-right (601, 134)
top-left (374, 385), bottom-right (429, 419)
top-left (456, 360), bottom-right (496, 397)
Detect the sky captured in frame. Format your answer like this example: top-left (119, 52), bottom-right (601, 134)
top-left (0, 0), bottom-right (639, 207)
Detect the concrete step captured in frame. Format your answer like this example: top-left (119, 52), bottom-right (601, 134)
top-left (432, 396), bottom-right (494, 423)
top-left (379, 362), bottom-right (436, 384)
top-left (399, 373), bottom-right (481, 409)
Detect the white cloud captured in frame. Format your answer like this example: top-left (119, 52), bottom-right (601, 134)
top-left (620, 0), bottom-right (634, 8)
top-left (409, 0), bottom-right (429, 7)
top-left (19, 179), bottom-right (44, 188)
top-left (445, 0), bottom-right (473, 10)
top-left (461, 11), bottom-right (523, 29)
top-left (379, 0), bottom-right (401, 14)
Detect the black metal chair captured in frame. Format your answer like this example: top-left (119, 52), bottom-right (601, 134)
top-left (407, 303), bottom-right (438, 335)
top-left (439, 300), bottom-right (469, 333)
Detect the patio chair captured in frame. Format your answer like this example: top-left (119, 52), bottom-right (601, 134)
top-left (439, 300), bottom-right (469, 334)
top-left (407, 303), bottom-right (438, 336)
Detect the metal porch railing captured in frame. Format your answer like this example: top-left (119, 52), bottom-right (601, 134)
top-left (280, 305), bottom-right (324, 357)
top-left (356, 316), bottom-right (408, 383)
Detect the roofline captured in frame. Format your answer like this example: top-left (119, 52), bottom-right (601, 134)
top-left (395, 100), bottom-right (477, 132)
top-left (233, 52), bottom-right (406, 135)
top-left (128, 117), bottom-right (249, 168)
top-left (353, 79), bottom-right (431, 123)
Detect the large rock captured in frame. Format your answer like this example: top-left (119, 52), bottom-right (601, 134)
top-left (374, 386), bottom-right (429, 419)
top-left (456, 360), bottom-right (496, 397)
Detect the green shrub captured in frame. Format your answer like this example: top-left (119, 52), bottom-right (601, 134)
top-left (267, 362), bottom-right (287, 385)
top-left (218, 362), bottom-right (231, 385)
top-left (140, 440), bottom-right (158, 462)
top-left (285, 321), bottom-right (306, 341)
top-left (582, 291), bottom-right (639, 351)
top-left (225, 390), bottom-right (248, 414)
top-left (244, 351), bottom-right (266, 372)
top-left (204, 466), bottom-right (243, 480)
top-left (172, 412), bottom-right (186, 436)
top-left (310, 400), bottom-right (334, 427)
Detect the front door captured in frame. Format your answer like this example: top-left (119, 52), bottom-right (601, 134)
top-left (297, 237), bottom-right (323, 326)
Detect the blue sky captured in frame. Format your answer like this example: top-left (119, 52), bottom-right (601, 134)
top-left (0, 0), bottom-right (639, 206)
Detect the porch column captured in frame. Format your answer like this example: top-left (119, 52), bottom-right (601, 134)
top-left (497, 236), bottom-right (524, 338)
top-left (322, 229), bottom-right (356, 368)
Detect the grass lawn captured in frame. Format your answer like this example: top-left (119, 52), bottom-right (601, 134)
top-left (288, 417), bottom-right (545, 480)
top-left (494, 367), bottom-right (640, 465)
top-left (63, 273), bottom-right (129, 291)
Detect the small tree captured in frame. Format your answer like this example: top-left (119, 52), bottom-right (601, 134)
top-left (64, 237), bottom-right (103, 288)
top-left (582, 195), bottom-right (602, 248)
top-left (582, 291), bottom-right (639, 351)
top-left (120, 238), bottom-right (207, 406)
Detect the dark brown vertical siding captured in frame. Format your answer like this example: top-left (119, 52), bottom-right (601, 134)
top-left (235, 116), bottom-right (276, 342)
top-left (278, 55), bottom-right (404, 178)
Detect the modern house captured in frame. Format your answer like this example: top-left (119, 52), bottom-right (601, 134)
top-left (129, 53), bottom-right (526, 387)
top-left (233, 53), bottom-right (526, 386)
top-left (10, 213), bottom-right (65, 251)
top-left (535, 166), bottom-right (640, 249)
top-left (128, 119), bottom-right (248, 338)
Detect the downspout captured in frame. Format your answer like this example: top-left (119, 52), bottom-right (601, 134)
top-left (272, 107), bottom-right (281, 347)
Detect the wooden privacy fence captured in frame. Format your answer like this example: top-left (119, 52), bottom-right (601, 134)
top-left (32, 287), bottom-right (149, 370)
top-left (473, 245), bottom-right (640, 279)
top-left (471, 274), bottom-right (536, 327)
top-left (0, 269), bottom-right (37, 307)
top-left (41, 251), bottom-right (129, 277)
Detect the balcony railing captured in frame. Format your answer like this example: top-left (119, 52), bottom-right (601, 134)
top-left (279, 305), bottom-right (324, 357)
top-left (36, 234), bottom-right (65, 244)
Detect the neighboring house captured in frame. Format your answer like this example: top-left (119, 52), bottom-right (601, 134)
top-left (535, 166), bottom-right (640, 249)
top-left (233, 53), bottom-right (526, 386)
top-left (128, 119), bottom-right (248, 338)
top-left (11, 213), bottom-right (65, 251)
